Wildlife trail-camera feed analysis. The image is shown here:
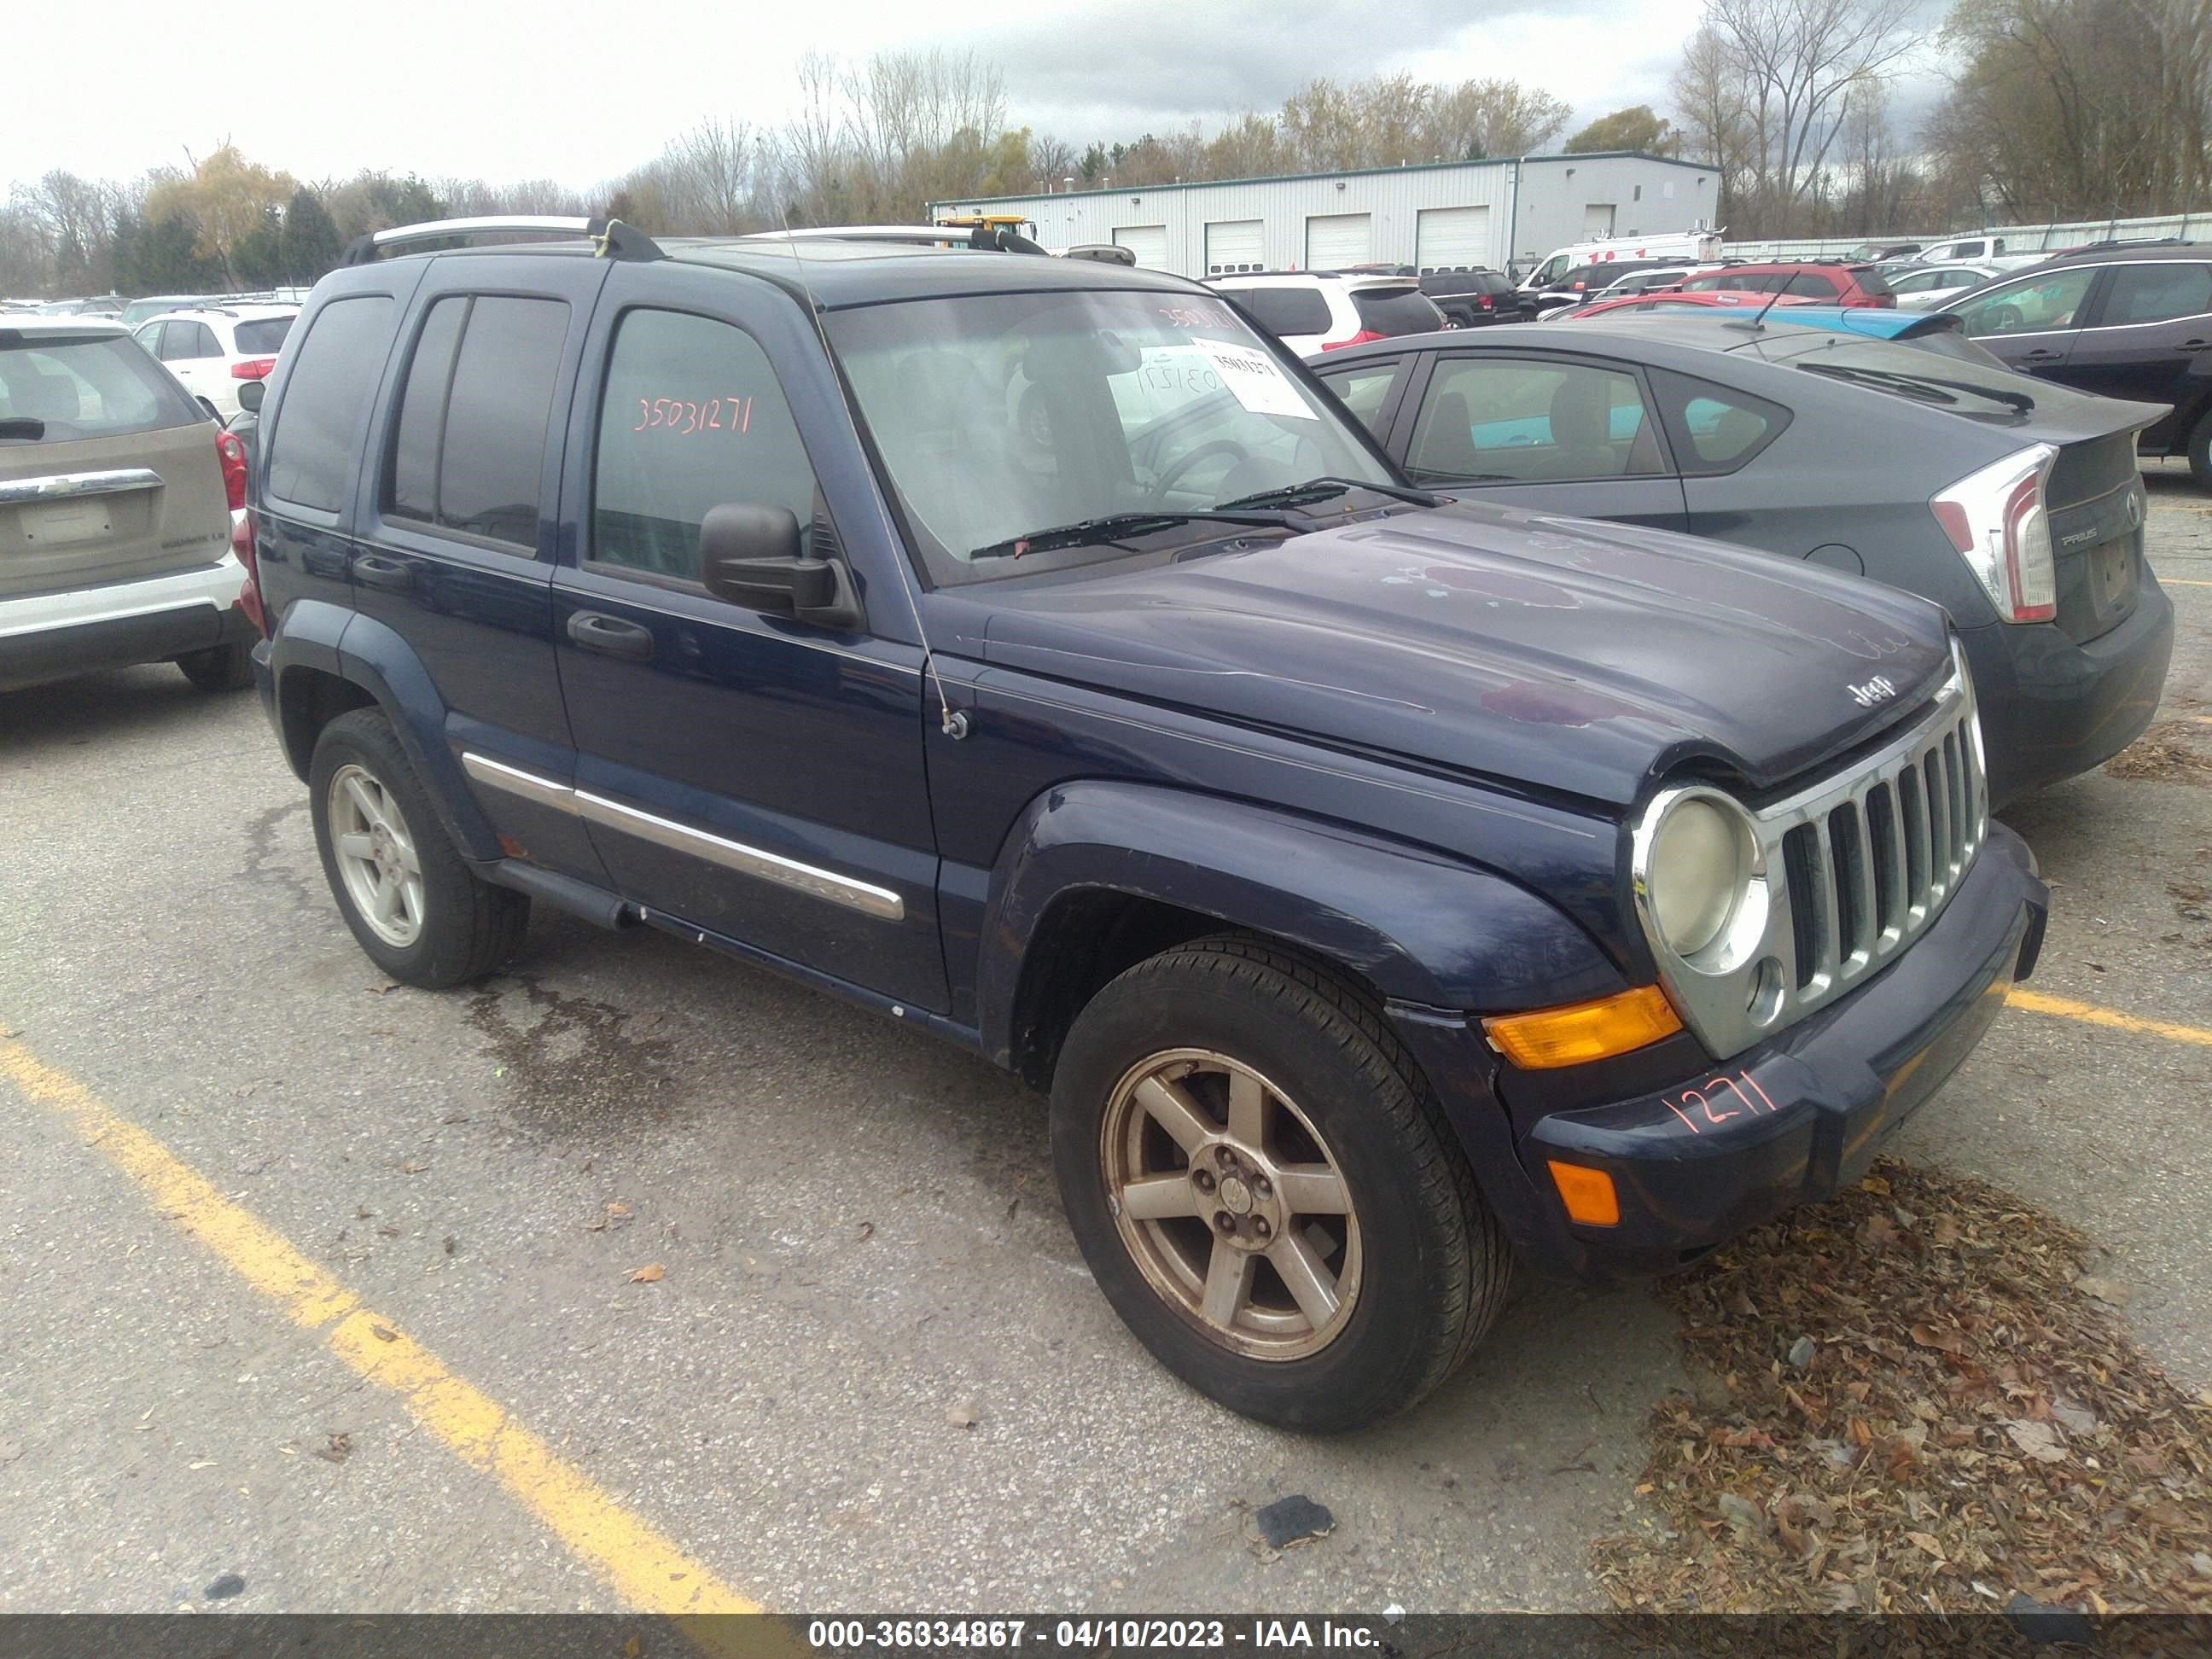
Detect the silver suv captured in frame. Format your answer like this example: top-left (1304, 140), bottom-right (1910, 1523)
top-left (1, 317), bottom-right (254, 693)
top-left (1207, 271), bottom-right (1445, 353)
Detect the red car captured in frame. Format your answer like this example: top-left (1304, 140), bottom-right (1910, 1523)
top-left (1549, 290), bottom-right (1817, 321)
top-left (1678, 261), bottom-right (1897, 308)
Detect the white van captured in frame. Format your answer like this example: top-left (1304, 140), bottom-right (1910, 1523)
top-left (1517, 230), bottom-right (1724, 291)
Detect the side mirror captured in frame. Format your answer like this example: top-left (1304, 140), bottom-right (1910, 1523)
top-left (236, 379), bottom-right (265, 413)
top-left (700, 504), bottom-right (859, 629)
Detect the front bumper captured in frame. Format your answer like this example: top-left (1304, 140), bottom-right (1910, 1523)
top-left (1964, 576), bottom-right (2174, 808)
top-left (1400, 824), bottom-right (2048, 1281)
top-left (0, 556), bottom-right (252, 691)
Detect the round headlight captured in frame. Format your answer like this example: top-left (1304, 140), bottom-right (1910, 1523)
top-left (1647, 796), bottom-right (1749, 958)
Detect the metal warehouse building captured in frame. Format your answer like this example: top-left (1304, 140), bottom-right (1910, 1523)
top-left (933, 151), bottom-right (1714, 279)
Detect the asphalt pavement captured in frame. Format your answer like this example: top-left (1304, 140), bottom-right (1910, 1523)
top-left (1, 477), bottom-right (2206, 1615)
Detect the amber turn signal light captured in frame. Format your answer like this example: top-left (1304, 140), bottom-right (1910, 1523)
top-left (1546, 1161), bottom-right (1621, 1227)
top-left (1482, 984), bottom-right (1681, 1069)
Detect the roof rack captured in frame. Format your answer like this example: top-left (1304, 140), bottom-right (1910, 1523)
top-left (338, 216), bottom-right (662, 268)
top-left (741, 224), bottom-right (1050, 255)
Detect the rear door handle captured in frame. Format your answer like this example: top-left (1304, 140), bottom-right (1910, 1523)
top-left (2180, 338), bottom-right (2212, 353)
top-left (352, 554), bottom-right (413, 593)
top-left (566, 611), bottom-right (655, 661)
top-left (2019, 349), bottom-right (2067, 364)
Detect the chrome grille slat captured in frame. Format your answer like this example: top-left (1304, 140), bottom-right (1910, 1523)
top-left (1636, 650), bottom-right (1988, 1061)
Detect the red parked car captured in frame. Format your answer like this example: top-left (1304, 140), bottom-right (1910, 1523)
top-left (1678, 261), bottom-right (1897, 308)
top-left (1548, 291), bottom-right (1817, 321)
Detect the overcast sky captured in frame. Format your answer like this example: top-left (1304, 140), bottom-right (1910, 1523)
top-left (9, 0), bottom-right (1951, 193)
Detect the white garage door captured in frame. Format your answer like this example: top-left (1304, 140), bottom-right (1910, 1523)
top-left (1305, 212), bottom-right (1371, 270)
top-left (1114, 224), bottom-right (1168, 270)
top-left (1583, 202), bottom-right (1617, 237)
top-left (1415, 206), bottom-right (1490, 272)
top-left (1204, 219), bottom-right (1265, 276)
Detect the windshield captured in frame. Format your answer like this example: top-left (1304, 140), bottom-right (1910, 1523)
top-left (826, 288), bottom-right (1395, 585)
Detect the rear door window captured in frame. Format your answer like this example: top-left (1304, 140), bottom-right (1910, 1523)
top-left (590, 309), bottom-right (818, 585)
top-left (1227, 287), bottom-right (1332, 339)
top-left (1406, 357), bottom-right (1662, 483)
top-left (0, 335), bottom-right (201, 440)
top-left (265, 295), bottom-right (396, 511)
top-left (1350, 288), bottom-right (1442, 336)
top-left (1954, 267), bottom-right (2098, 337)
top-left (381, 294), bottom-right (568, 549)
top-left (2091, 263), bottom-right (2212, 327)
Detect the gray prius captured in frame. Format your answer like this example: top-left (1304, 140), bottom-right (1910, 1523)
top-left (1309, 316), bottom-right (2174, 808)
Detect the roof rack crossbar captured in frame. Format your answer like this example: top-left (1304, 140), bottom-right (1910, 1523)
top-left (338, 216), bottom-right (662, 268)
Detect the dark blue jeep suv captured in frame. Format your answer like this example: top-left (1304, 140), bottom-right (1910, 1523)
top-left (244, 217), bottom-right (2050, 1430)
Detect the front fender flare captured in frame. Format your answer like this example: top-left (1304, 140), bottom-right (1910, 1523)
top-left (976, 780), bottom-right (1624, 1063)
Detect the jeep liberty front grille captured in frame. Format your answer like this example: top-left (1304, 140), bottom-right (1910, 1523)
top-left (1639, 649), bottom-right (1987, 1059)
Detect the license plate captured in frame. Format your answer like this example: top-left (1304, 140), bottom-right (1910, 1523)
top-left (2093, 536), bottom-right (2135, 609)
top-left (20, 500), bottom-right (113, 545)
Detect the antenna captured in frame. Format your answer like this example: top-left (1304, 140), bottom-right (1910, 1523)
top-left (1739, 280), bottom-right (1790, 333)
top-left (768, 213), bottom-right (967, 739)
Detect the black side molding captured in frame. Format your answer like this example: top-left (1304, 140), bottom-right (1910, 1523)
top-left (478, 860), bottom-right (636, 930)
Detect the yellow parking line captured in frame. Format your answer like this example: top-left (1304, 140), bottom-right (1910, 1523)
top-left (2006, 989), bottom-right (2212, 1048)
top-left (2164, 577), bottom-right (2212, 585)
top-left (0, 1035), bottom-right (760, 1617)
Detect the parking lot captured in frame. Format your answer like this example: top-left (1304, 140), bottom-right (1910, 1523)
top-left (1, 468), bottom-right (2207, 1616)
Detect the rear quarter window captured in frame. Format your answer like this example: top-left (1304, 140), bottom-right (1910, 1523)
top-left (1649, 368), bottom-right (1790, 475)
top-left (0, 335), bottom-right (200, 440)
top-left (265, 295), bottom-right (397, 512)
top-left (1352, 288), bottom-right (1445, 336)
top-left (1227, 287), bottom-right (1333, 339)
top-left (1851, 267), bottom-right (1894, 298)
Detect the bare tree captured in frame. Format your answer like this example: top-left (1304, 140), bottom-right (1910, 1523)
top-left (1694, 0), bottom-right (1920, 230)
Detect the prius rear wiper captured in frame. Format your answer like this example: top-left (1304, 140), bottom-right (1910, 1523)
top-left (1798, 361), bottom-right (2034, 414)
top-left (969, 508), bottom-right (1312, 561)
top-left (1218, 475), bottom-right (1450, 510)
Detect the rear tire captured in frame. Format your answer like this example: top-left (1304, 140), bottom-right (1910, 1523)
top-left (307, 708), bottom-right (528, 987)
top-left (1050, 936), bottom-right (1511, 1431)
top-left (2186, 410), bottom-right (2212, 490)
top-left (176, 642), bottom-right (253, 691)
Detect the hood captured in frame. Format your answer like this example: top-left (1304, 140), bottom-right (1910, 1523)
top-left (971, 504), bottom-right (1954, 808)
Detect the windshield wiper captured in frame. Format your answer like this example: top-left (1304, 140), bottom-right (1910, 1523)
top-left (969, 507), bottom-right (1313, 562)
top-left (1798, 360), bottom-right (2034, 414)
top-left (1217, 475), bottom-right (1449, 510)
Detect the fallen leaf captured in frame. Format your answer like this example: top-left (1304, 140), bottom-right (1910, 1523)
top-left (370, 1324), bottom-right (398, 1343)
top-left (312, 1433), bottom-right (352, 1464)
top-left (856, 1220), bottom-right (875, 1242)
top-left (946, 1400), bottom-right (978, 1429)
top-left (2074, 1275), bottom-right (2130, 1307)
top-left (1858, 1175), bottom-right (1890, 1196)
top-left (1907, 1531), bottom-right (1946, 1561)
top-left (399, 1161), bottom-right (430, 1175)
top-left (1910, 1323), bottom-right (1970, 1356)
top-left (628, 1263), bottom-right (665, 1284)
top-left (2005, 1419), bottom-right (2067, 1464)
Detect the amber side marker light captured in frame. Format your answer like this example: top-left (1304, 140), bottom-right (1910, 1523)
top-left (1547, 1161), bottom-right (1621, 1227)
top-left (1482, 984), bottom-right (1681, 1069)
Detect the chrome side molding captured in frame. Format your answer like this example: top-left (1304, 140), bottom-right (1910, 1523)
top-left (458, 752), bottom-right (905, 923)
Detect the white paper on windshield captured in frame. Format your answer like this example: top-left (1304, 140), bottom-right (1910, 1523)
top-left (1190, 336), bottom-right (1318, 420)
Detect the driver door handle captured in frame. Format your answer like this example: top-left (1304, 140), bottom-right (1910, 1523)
top-left (567, 611), bottom-right (655, 661)
top-left (2179, 338), bottom-right (2212, 353)
top-left (2019, 349), bottom-right (2067, 364)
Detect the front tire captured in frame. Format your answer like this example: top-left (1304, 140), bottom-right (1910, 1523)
top-left (176, 642), bottom-right (253, 691)
top-left (307, 708), bottom-right (528, 987)
top-left (1050, 937), bottom-right (1510, 1431)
